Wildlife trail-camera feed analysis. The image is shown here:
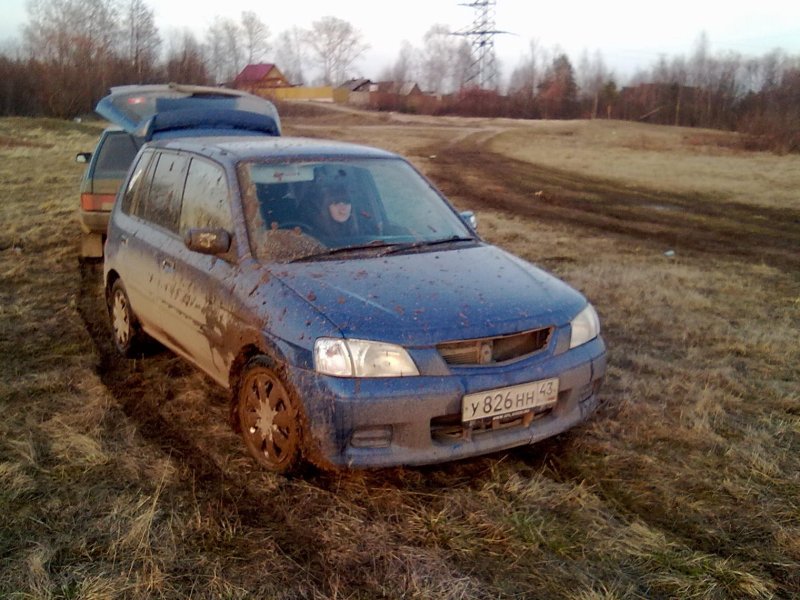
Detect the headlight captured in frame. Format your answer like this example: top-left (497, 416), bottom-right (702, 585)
top-left (569, 304), bottom-right (600, 349)
top-left (314, 338), bottom-right (419, 377)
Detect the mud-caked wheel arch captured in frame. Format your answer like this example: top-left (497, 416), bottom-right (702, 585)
top-left (236, 356), bottom-right (304, 473)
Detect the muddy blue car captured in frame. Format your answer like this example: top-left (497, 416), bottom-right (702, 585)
top-left (104, 135), bottom-right (606, 472)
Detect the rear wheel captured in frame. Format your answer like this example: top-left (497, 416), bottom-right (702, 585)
top-left (237, 357), bottom-right (303, 473)
top-left (108, 279), bottom-right (146, 357)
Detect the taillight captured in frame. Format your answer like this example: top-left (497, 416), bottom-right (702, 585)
top-left (80, 193), bottom-right (116, 211)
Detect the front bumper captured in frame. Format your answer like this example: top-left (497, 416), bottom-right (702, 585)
top-left (287, 336), bottom-right (607, 469)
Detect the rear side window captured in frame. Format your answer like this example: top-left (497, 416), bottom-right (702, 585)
top-left (94, 132), bottom-right (140, 178)
top-left (180, 158), bottom-right (231, 234)
top-left (120, 151), bottom-right (154, 215)
top-left (142, 152), bottom-right (190, 233)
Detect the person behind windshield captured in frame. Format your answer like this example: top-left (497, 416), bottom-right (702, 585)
top-left (314, 182), bottom-right (358, 243)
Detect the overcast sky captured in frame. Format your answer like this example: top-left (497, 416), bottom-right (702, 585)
top-left (1, 0), bottom-right (798, 80)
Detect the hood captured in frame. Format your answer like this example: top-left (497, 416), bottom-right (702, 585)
top-left (271, 244), bottom-right (586, 346)
top-left (95, 83), bottom-right (281, 140)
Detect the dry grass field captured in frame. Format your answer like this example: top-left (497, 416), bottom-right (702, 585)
top-left (1, 107), bottom-right (798, 599)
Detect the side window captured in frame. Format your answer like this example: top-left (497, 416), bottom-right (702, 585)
top-left (179, 158), bottom-right (232, 235)
top-left (143, 152), bottom-right (189, 233)
top-left (120, 151), bottom-right (153, 216)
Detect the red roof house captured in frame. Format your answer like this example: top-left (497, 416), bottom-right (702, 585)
top-left (233, 64), bottom-right (291, 91)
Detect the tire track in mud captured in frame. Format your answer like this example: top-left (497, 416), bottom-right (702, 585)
top-left (427, 141), bottom-right (800, 271)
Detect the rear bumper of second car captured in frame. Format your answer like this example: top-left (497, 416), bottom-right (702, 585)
top-left (287, 336), bottom-right (607, 469)
top-left (78, 209), bottom-right (111, 235)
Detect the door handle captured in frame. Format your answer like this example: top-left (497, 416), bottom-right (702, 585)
top-left (161, 259), bottom-right (175, 272)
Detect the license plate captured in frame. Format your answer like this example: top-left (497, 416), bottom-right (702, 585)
top-left (461, 378), bottom-right (559, 423)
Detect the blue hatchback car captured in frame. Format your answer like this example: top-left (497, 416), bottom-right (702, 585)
top-left (104, 135), bottom-right (606, 472)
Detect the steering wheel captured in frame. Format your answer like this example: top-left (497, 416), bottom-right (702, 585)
top-left (279, 221), bottom-right (313, 235)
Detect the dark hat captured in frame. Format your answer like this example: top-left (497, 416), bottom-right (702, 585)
top-left (323, 183), bottom-right (350, 204)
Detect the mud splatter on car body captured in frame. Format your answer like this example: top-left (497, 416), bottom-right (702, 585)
top-left (104, 136), bottom-right (606, 471)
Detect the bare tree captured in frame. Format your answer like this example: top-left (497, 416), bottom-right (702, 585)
top-left (389, 40), bottom-right (417, 83)
top-left (25, 0), bottom-right (119, 62)
top-left (24, 0), bottom-right (121, 116)
top-left (122, 0), bottom-right (160, 82)
top-left (509, 39), bottom-right (542, 97)
top-left (221, 19), bottom-right (243, 80)
top-left (577, 49), bottom-right (610, 118)
top-left (273, 27), bottom-right (306, 85)
top-left (164, 28), bottom-right (207, 84)
top-left (419, 26), bottom-right (448, 92)
top-left (205, 17), bottom-right (243, 84)
top-left (204, 20), bottom-right (225, 84)
top-left (305, 16), bottom-right (368, 85)
top-left (688, 31), bottom-right (711, 88)
top-left (419, 25), bottom-right (471, 93)
top-left (241, 11), bottom-right (270, 65)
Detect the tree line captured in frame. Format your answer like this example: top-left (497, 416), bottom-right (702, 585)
top-left (0, 0), bottom-right (373, 117)
top-left (1, 1), bottom-right (797, 152)
top-left (421, 35), bottom-right (799, 154)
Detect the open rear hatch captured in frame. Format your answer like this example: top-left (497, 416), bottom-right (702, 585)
top-left (95, 83), bottom-right (281, 140)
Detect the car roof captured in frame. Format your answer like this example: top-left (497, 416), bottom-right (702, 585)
top-left (144, 136), bottom-right (400, 163)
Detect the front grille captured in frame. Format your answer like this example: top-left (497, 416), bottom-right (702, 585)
top-left (430, 408), bottom-right (553, 443)
top-left (437, 327), bottom-right (552, 366)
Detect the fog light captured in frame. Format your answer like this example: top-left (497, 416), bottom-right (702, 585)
top-left (350, 426), bottom-right (393, 448)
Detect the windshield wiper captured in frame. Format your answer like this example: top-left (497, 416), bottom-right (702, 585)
top-left (291, 241), bottom-right (402, 262)
top-left (380, 236), bottom-right (477, 256)
top-left (291, 237), bottom-right (477, 262)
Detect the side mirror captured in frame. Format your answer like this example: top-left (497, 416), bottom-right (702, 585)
top-left (460, 210), bottom-right (477, 231)
top-left (185, 227), bottom-right (232, 255)
top-left (75, 152), bottom-right (92, 164)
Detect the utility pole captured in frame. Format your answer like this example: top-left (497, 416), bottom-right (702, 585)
top-left (453, 1), bottom-right (506, 89)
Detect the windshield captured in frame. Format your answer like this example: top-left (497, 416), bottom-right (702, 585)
top-left (240, 157), bottom-right (475, 262)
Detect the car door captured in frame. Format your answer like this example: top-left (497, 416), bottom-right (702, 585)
top-left (159, 156), bottom-right (242, 386)
top-left (110, 149), bottom-right (162, 325)
top-left (123, 150), bottom-right (191, 347)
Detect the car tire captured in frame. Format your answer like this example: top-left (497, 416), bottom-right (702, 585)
top-left (236, 356), bottom-right (304, 473)
top-left (108, 279), bottom-right (146, 357)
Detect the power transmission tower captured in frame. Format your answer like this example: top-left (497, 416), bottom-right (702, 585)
top-left (454, 1), bottom-right (506, 89)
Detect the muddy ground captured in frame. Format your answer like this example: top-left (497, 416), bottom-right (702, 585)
top-left (1, 110), bottom-right (798, 598)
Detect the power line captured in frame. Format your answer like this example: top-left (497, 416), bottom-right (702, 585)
top-left (452, 1), bottom-right (509, 89)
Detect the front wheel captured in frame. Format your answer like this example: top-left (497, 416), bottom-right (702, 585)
top-left (236, 357), bottom-right (304, 473)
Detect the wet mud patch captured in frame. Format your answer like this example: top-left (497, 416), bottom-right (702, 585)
top-left (428, 145), bottom-right (800, 270)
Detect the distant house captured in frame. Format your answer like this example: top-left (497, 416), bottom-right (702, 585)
top-left (369, 81), bottom-right (422, 96)
top-left (350, 81), bottom-right (430, 112)
top-left (233, 64), bottom-right (291, 92)
top-left (338, 78), bottom-right (372, 93)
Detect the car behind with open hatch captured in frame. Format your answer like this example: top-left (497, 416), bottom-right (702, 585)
top-left (76, 83), bottom-right (281, 258)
